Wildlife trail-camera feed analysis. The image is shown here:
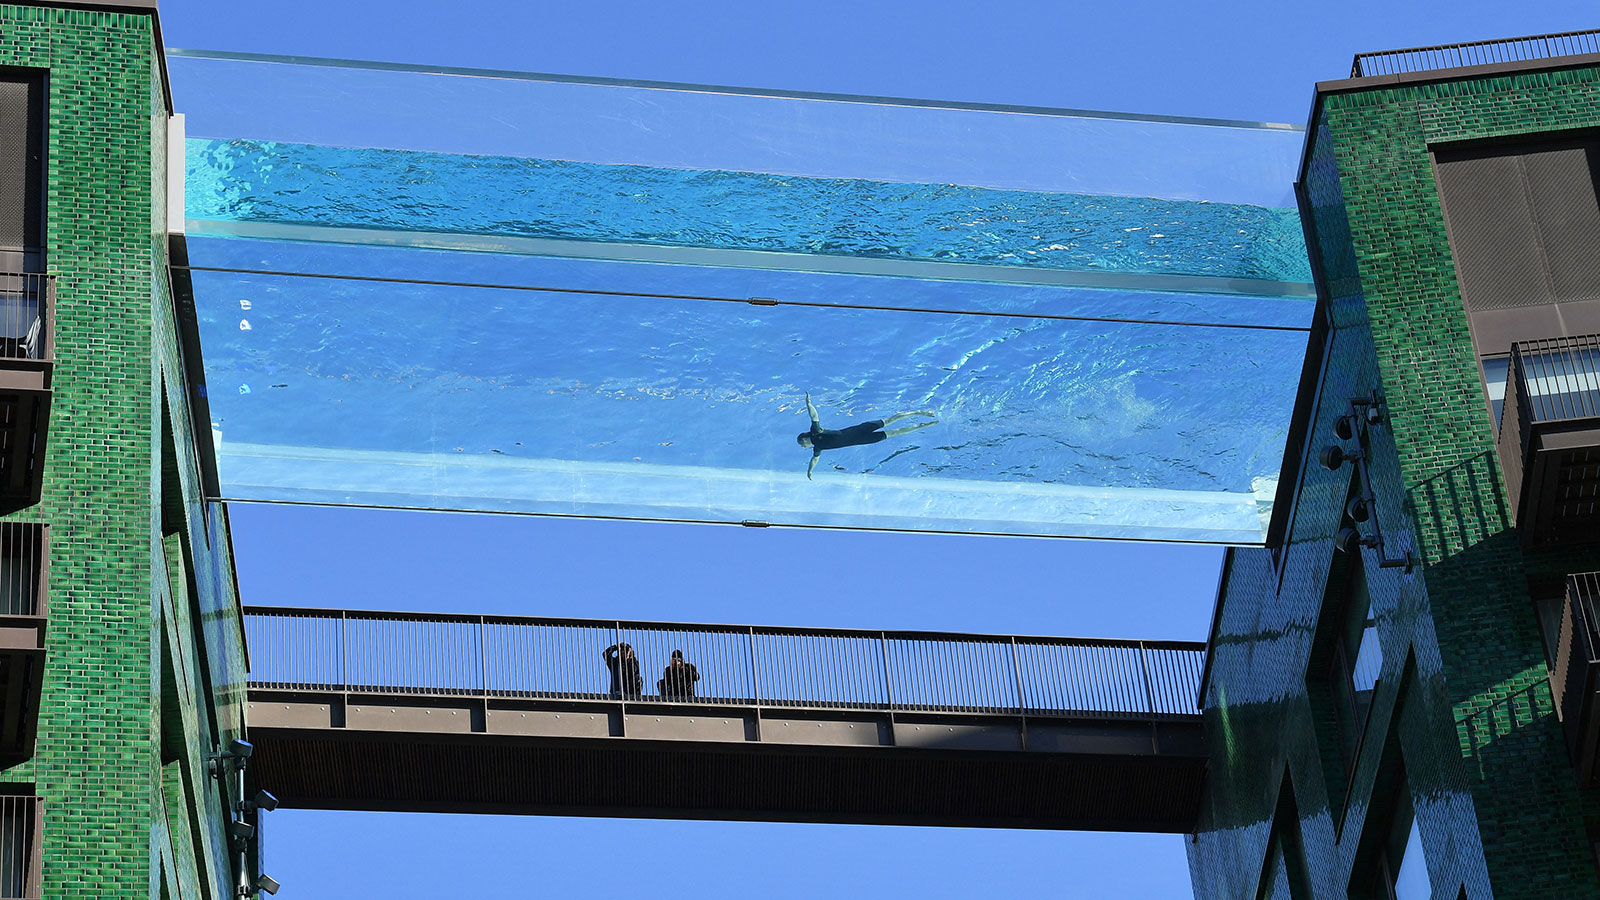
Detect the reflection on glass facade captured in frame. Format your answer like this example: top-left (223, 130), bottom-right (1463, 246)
top-left (171, 51), bottom-right (1315, 542)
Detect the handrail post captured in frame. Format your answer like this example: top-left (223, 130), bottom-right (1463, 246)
top-left (1010, 636), bottom-right (1029, 751)
top-left (748, 625), bottom-right (762, 742)
top-left (478, 615), bottom-right (488, 698)
top-left (1138, 640), bottom-right (1158, 715)
top-left (879, 631), bottom-right (894, 711)
top-left (340, 609), bottom-right (348, 692)
top-left (747, 626), bottom-right (760, 706)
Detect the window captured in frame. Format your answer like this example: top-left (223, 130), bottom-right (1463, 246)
top-left (1256, 773), bottom-right (1309, 900)
top-left (0, 523), bottom-right (42, 617)
top-left (1331, 567), bottom-right (1381, 769)
top-left (1436, 134), bottom-right (1600, 316)
top-left (1368, 784), bottom-right (1430, 900)
top-left (1308, 473), bottom-right (1382, 820)
top-left (0, 71), bottom-right (44, 275)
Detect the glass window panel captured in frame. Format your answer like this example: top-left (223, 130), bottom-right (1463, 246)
top-left (1482, 356), bottom-right (1508, 430)
top-left (1352, 619), bottom-right (1383, 696)
top-left (1519, 348), bottom-right (1600, 423)
top-left (1394, 817), bottom-right (1430, 900)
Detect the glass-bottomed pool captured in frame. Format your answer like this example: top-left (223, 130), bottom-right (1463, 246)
top-left (172, 51), bottom-right (1314, 543)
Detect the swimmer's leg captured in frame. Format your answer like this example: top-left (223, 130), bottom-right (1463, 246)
top-left (883, 419), bottom-right (938, 438)
top-left (883, 409), bottom-right (938, 426)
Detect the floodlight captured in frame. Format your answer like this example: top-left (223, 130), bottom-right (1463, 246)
top-left (1335, 526), bottom-right (1379, 555)
top-left (228, 820), bottom-right (255, 841)
top-left (251, 790), bottom-right (279, 812)
top-left (229, 739), bottom-right (254, 759)
top-left (1319, 445), bottom-right (1349, 471)
top-left (255, 875), bottom-right (281, 896)
top-left (1346, 497), bottom-right (1371, 523)
top-left (1334, 414), bottom-right (1356, 441)
top-left (1335, 527), bottom-right (1360, 554)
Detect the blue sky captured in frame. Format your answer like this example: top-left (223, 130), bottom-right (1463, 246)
top-left (157, 1), bottom-right (1597, 897)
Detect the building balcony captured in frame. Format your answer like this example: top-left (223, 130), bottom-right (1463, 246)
top-left (1496, 334), bottom-right (1600, 545)
top-left (1551, 572), bottom-right (1600, 785)
top-left (0, 794), bottom-right (41, 899)
top-left (0, 275), bottom-right (50, 510)
top-left (0, 524), bottom-right (45, 764)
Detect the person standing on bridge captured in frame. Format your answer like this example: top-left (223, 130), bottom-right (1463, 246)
top-left (603, 642), bottom-right (643, 700)
top-left (796, 392), bottom-right (938, 480)
top-left (658, 649), bottom-right (700, 702)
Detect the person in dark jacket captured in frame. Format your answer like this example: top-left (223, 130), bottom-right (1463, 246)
top-left (658, 649), bottom-right (700, 701)
top-left (603, 642), bottom-right (643, 699)
top-left (797, 392), bottom-right (937, 479)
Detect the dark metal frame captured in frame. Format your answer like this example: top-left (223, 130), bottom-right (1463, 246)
top-left (1552, 572), bottom-right (1600, 786)
top-left (1497, 333), bottom-right (1600, 545)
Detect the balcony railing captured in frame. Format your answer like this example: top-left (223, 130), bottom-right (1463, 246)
top-left (1351, 29), bottom-right (1600, 78)
top-left (1552, 572), bottom-right (1600, 785)
top-left (0, 523), bottom-right (46, 763)
top-left (244, 606), bottom-right (1205, 719)
top-left (0, 274), bottom-right (51, 509)
top-left (0, 275), bottom-right (49, 365)
top-left (0, 795), bottom-right (41, 900)
top-left (1496, 334), bottom-right (1600, 545)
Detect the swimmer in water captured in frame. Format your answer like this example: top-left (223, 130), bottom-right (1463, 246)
top-left (798, 392), bottom-right (938, 480)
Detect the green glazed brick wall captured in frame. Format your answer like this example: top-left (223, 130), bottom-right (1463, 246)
top-left (0, 6), bottom-right (247, 898)
top-left (1190, 118), bottom-right (1495, 900)
top-left (1324, 64), bottom-right (1600, 900)
top-left (1191, 62), bottom-right (1600, 900)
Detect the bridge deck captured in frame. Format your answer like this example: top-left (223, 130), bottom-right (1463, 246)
top-left (244, 607), bottom-right (1207, 831)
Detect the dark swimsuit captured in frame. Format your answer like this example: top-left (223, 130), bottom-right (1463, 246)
top-left (810, 420), bottom-right (887, 453)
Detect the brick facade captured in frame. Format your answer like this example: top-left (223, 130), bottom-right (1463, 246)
top-left (1190, 63), bottom-right (1600, 899)
top-left (0, 5), bottom-right (246, 898)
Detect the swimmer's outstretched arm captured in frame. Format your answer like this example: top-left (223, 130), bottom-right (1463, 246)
top-left (805, 392), bottom-right (822, 430)
top-left (883, 409), bottom-right (937, 427)
top-left (807, 451), bottom-right (819, 481)
top-left (884, 419), bottom-right (938, 438)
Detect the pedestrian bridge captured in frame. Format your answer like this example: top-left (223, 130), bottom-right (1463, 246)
top-left (243, 607), bottom-right (1207, 832)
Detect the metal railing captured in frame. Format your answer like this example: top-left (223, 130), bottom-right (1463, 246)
top-left (0, 795), bottom-right (40, 900)
top-left (1553, 573), bottom-right (1600, 757)
top-left (244, 607), bottom-right (1205, 719)
top-left (0, 275), bottom-right (49, 363)
top-left (1497, 334), bottom-right (1600, 515)
top-left (1351, 29), bottom-right (1600, 78)
top-left (0, 524), bottom-right (45, 619)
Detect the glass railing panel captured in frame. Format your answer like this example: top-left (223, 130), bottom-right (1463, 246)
top-left (191, 243), bottom-right (1305, 543)
top-left (168, 51), bottom-right (1304, 207)
top-left (172, 51), bottom-right (1315, 543)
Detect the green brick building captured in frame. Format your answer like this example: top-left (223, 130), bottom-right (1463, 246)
top-left (0, 1), bottom-right (252, 898)
top-left (1190, 42), bottom-right (1600, 900)
top-left (8, 2), bottom-right (1600, 897)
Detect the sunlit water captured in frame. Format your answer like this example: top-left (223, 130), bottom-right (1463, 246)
top-left (188, 139), bottom-right (1310, 540)
top-left (188, 138), bottom-right (1311, 282)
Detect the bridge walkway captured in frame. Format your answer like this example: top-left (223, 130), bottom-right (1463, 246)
top-left (243, 607), bottom-right (1207, 832)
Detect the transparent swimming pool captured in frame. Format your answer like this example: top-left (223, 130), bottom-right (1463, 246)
top-left (171, 51), bottom-right (1314, 543)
